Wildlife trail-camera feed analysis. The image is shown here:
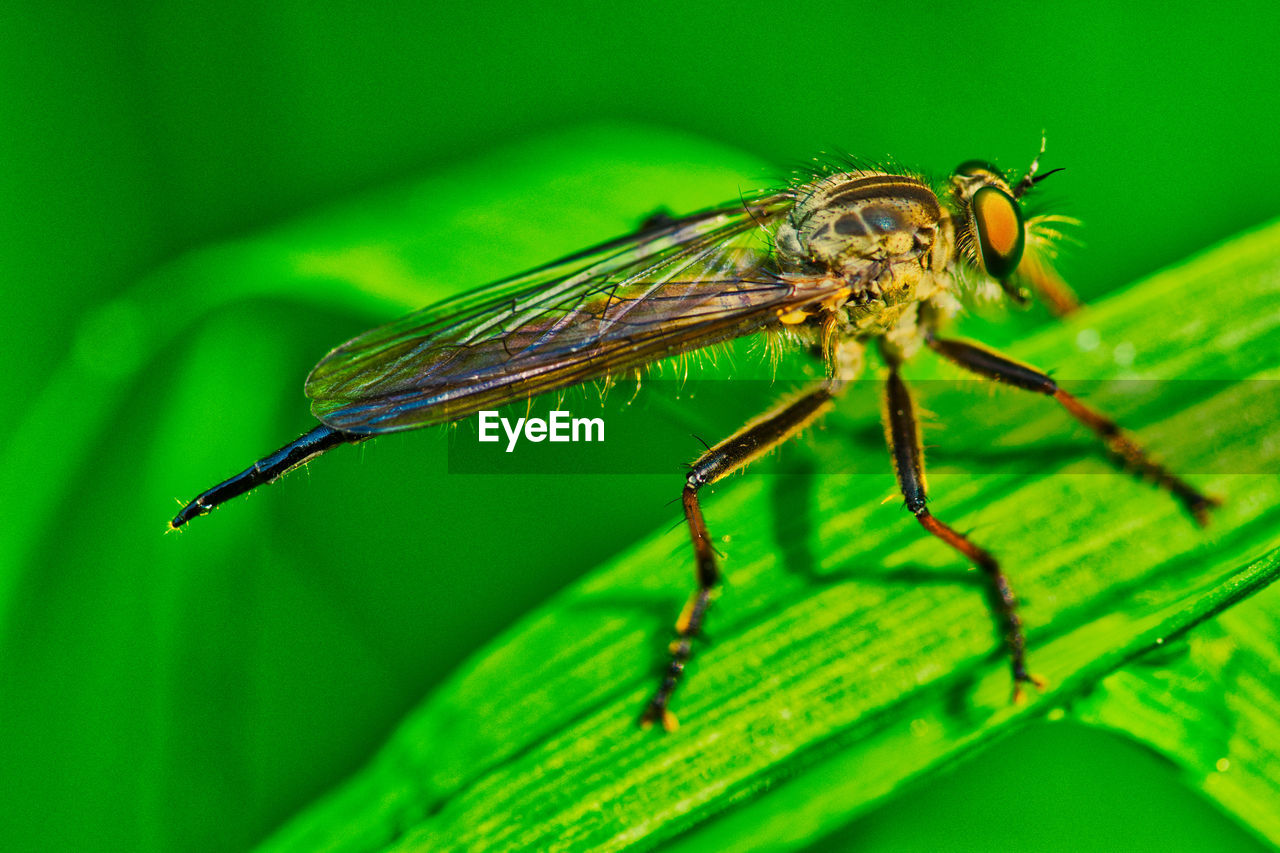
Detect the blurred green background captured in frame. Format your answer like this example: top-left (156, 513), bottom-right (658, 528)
top-left (2, 2), bottom-right (1277, 851)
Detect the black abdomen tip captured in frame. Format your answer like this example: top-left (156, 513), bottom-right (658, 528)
top-left (167, 424), bottom-right (352, 530)
top-left (170, 499), bottom-right (210, 529)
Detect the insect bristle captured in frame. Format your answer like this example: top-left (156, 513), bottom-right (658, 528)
top-left (789, 150), bottom-right (896, 187)
top-left (592, 371), bottom-right (617, 405)
top-left (954, 211), bottom-right (978, 268)
top-left (759, 326), bottom-right (788, 375)
top-left (1025, 214), bottom-right (1083, 259)
top-left (952, 261), bottom-right (1005, 306)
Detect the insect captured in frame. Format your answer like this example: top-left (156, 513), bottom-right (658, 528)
top-left (171, 144), bottom-right (1218, 732)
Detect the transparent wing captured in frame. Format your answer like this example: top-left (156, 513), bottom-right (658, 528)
top-left (305, 191), bottom-right (839, 433)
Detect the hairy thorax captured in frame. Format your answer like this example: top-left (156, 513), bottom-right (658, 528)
top-left (774, 171), bottom-right (957, 338)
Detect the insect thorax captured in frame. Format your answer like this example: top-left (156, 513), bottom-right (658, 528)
top-left (775, 172), bottom-right (956, 311)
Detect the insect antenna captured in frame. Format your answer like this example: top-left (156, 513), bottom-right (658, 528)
top-left (1013, 134), bottom-right (1064, 199)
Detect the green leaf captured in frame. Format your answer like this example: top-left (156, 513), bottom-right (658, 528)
top-left (252, 175), bottom-right (1280, 846)
top-left (1077, 580), bottom-right (1280, 848)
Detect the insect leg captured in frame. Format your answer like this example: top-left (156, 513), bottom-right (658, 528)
top-left (881, 362), bottom-right (1042, 700)
top-left (170, 424), bottom-right (362, 528)
top-left (639, 384), bottom-right (841, 731)
top-left (926, 336), bottom-right (1219, 525)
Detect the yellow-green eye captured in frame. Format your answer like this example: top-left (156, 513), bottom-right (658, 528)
top-left (972, 186), bottom-right (1025, 279)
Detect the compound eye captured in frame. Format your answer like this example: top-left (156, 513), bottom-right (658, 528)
top-left (972, 186), bottom-right (1025, 279)
top-left (955, 159), bottom-right (1003, 180)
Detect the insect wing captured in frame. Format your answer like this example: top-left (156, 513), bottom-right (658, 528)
top-left (305, 193), bottom-right (823, 432)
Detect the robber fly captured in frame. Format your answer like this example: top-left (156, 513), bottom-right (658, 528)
top-left (171, 144), bottom-right (1218, 732)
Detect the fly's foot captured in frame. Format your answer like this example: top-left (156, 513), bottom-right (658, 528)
top-left (637, 633), bottom-right (693, 733)
top-left (637, 590), bottom-right (714, 733)
top-left (1188, 492), bottom-right (1224, 528)
top-left (1011, 663), bottom-right (1048, 704)
top-left (638, 701), bottom-right (680, 733)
